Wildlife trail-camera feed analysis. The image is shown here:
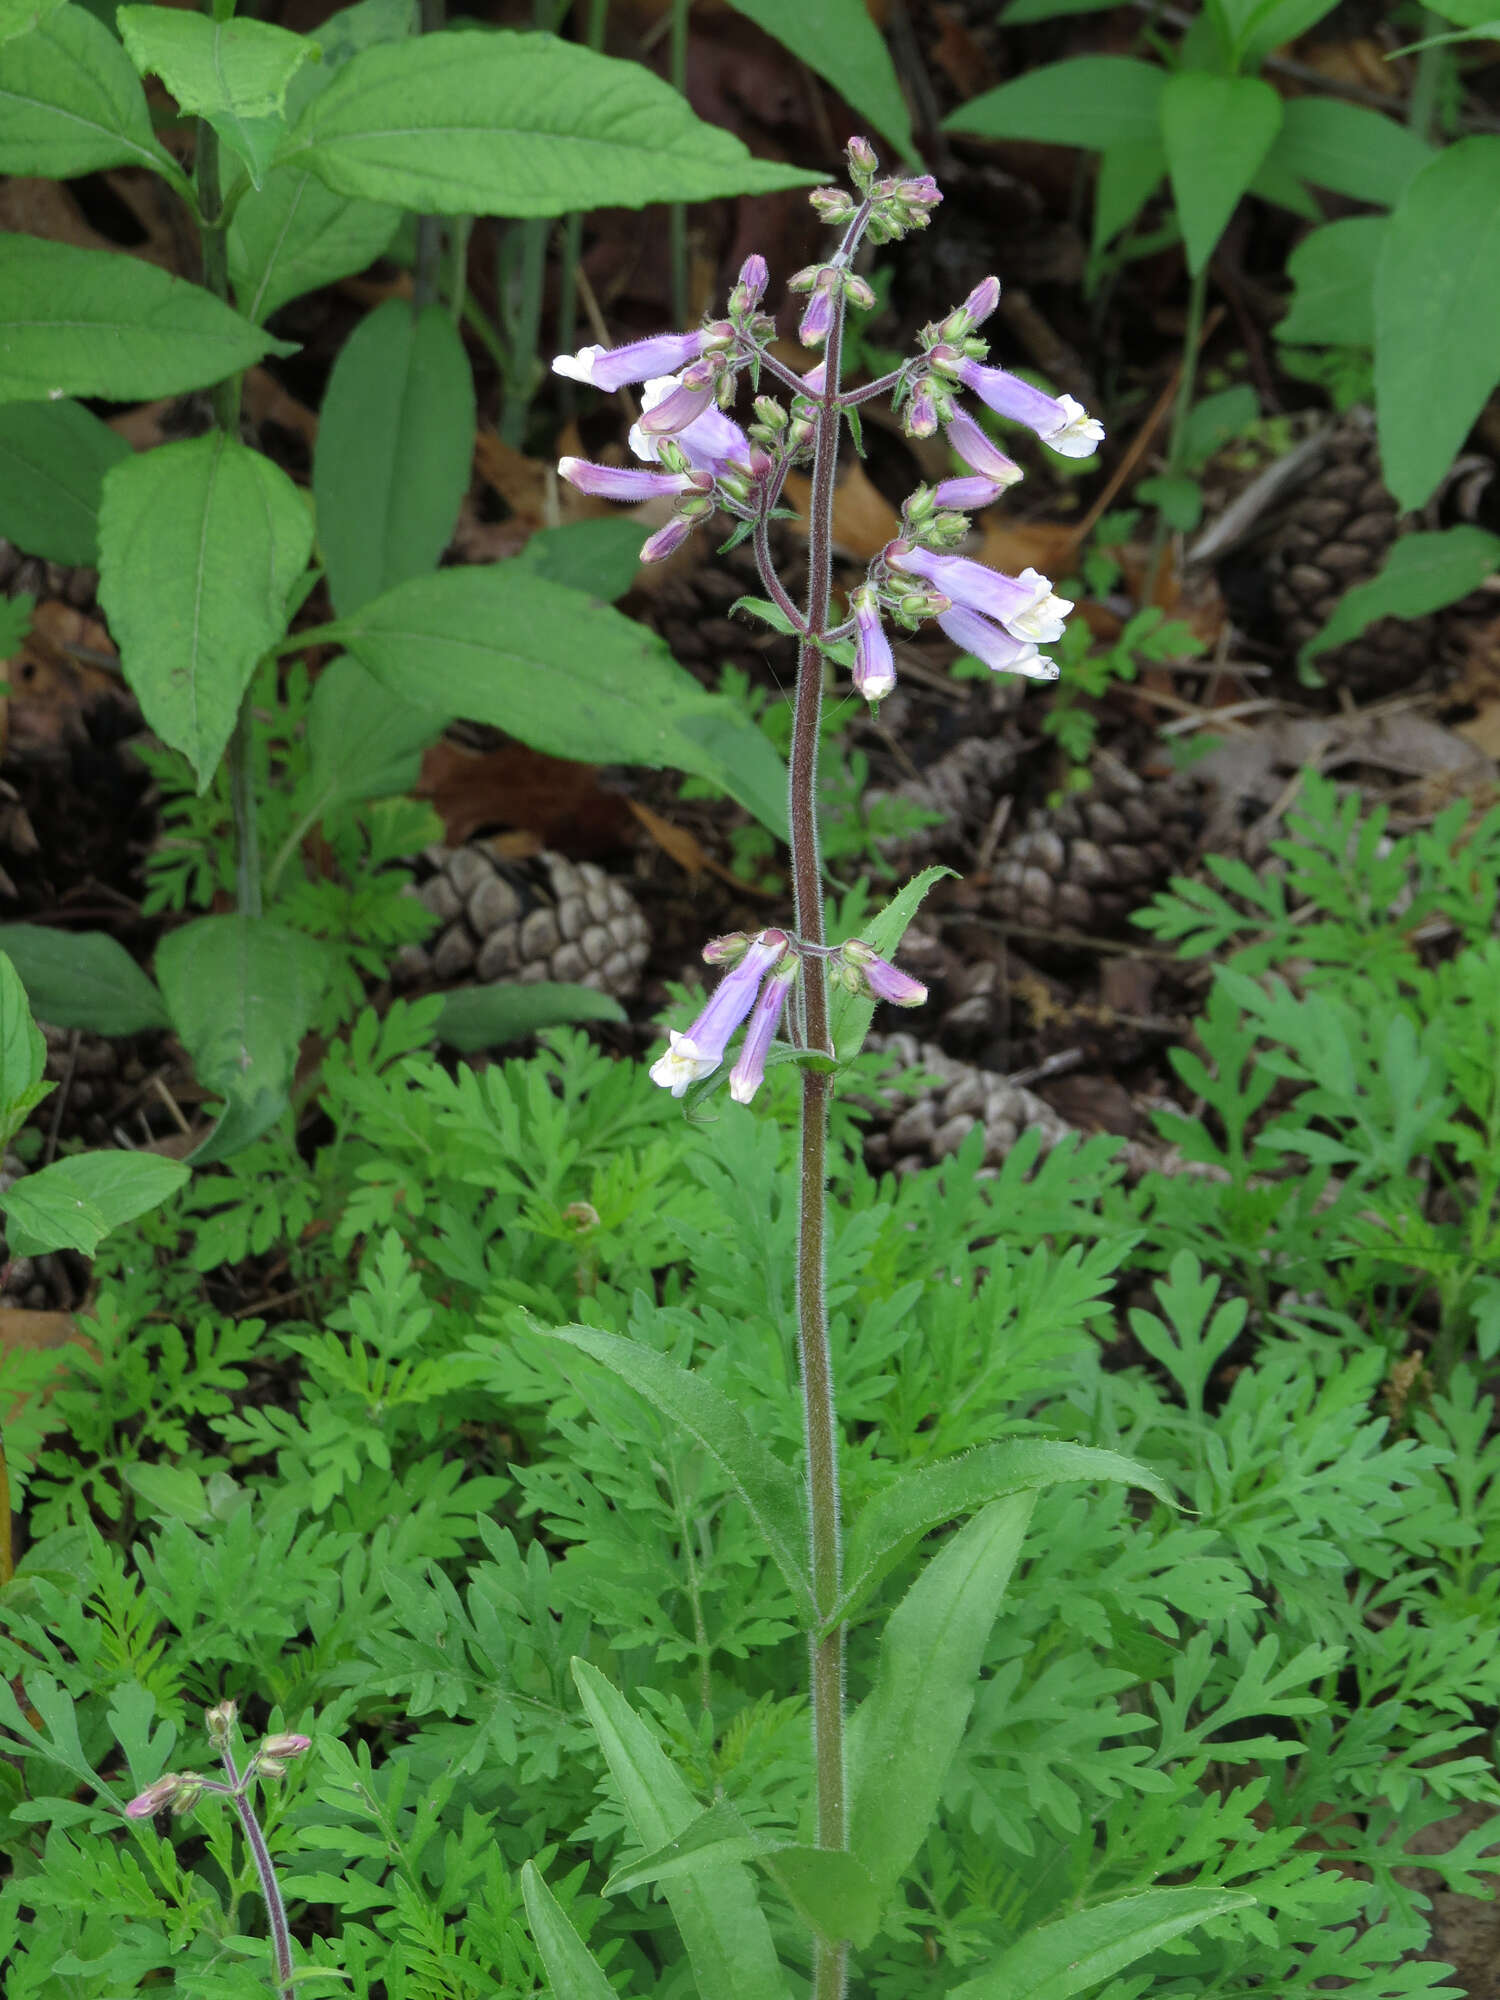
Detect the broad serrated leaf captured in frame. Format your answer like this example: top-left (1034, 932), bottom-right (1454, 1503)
top-left (1375, 135), bottom-right (1500, 510)
top-left (0, 236), bottom-right (288, 405)
top-left (519, 1861), bottom-right (616, 2000)
top-left (434, 984), bottom-right (626, 1054)
top-left (723, 0), bottom-right (912, 156)
top-left (0, 399), bottom-right (132, 566)
top-left (571, 1662), bottom-right (788, 2000)
top-left (228, 167), bottom-right (398, 324)
top-left (0, 0), bottom-right (66, 43)
top-left (830, 864), bottom-right (952, 1061)
top-left (838, 1440), bottom-right (1174, 1627)
top-left (0, 3), bottom-right (182, 183)
top-left (155, 914), bottom-right (333, 1109)
top-left (514, 518), bottom-right (645, 602)
top-left (300, 655), bottom-right (442, 825)
top-left (847, 1491), bottom-right (1035, 1906)
top-left (283, 30), bottom-right (818, 215)
top-left (535, 1324), bottom-right (812, 1618)
top-left (1300, 527), bottom-right (1500, 670)
top-left (947, 1887), bottom-right (1256, 2000)
top-left (1266, 97), bottom-right (1430, 208)
top-left (944, 57), bottom-right (1164, 150)
top-left (0, 924), bottom-right (169, 1034)
top-left (1277, 216), bottom-right (1383, 348)
top-left (336, 565), bottom-right (789, 838)
top-left (0, 1151), bottom-right (189, 1258)
top-left (98, 434), bottom-right (313, 785)
top-left (1161, 71), bottom-right (1281, 275)
top-left (314, 299), bottom-right (474, 617)
top-left (118, 7), bottom-right (316, 187)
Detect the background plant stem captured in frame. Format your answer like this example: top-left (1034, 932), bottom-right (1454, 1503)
top-left (1142, 258), bottom-right (1208, 606)
top-left (789, 279), bottom-right (848, 2000)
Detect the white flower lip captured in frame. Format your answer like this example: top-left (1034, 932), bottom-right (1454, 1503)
top-left (1044, 395), bottom-right (1106, 459)
top-left (551, 344), bottom-right (607, 384)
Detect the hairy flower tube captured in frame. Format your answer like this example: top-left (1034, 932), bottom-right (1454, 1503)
top-left (557, 457), bottom-right (712, 503)
top-left (945, 408), bottom-right (1023, 491)
top-left (887, 543), bottom-right (1074, 645)
top-left (851, 585), bottom-right (896, 701)
top-left (553, 330), bottom-right (714, 391)
top-left (730, 958), bottom-right (799, 1103)
top-left (840, 939), bottom-right (928, 1007)
top-left (650, 930), bottom-right (791, 1095)
top-left (941, 354), bottom-right (1105, 459)
top-left (936, 603), bottom-right (1058, 681)
top-left (637, 364), bottom-right (720, 439)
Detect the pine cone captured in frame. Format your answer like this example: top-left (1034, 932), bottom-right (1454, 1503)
top-left (866, 733), bottom-right (1016, 865)
top-left (988, 760), bottom-right (1203, 938)
top-left (859, 1032), bottom-right (1076, 1175)
top-left (0, 537), bottom-right (100, 614)
top-left (1265, 410), bottom-right (1435, 698)
top-left (392, 842), bottom-right (651, 1000)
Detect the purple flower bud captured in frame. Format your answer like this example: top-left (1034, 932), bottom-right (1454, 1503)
top-left (930, 475), bottom-right (1005, 511)
top-left (952, 360), bottom-right (1104, 458)
top-left (945, 409), bottom-right (1024, 489)
top-left (553, 331), bottom-right (707, 392)
top-left (843, 273), bottom-right (876, 310)
top-left (936, 605), bottom-right (1058, 681)
top-left (703, 932), bottom-right (750, 964)
top-left (801, 361), bottom-right (827, 397)
top-left (842, 939), bottom-right (927, 1008)
top-left (558, 456), bottom-right (707, 502)
top-left (799, 279), bottom-right (836, 348)
top-left (810, 187), bottom-right (857, 223)
top-left (847, 136), bottom-right (878, 177)
top-left (125, 1775), bottom-right (184, 1819)
top-left (651, 931), bottom-right (791, 1095)
top-left (259, 1733), bottom-right (311, 1760)
top-left (639, 516), bottom-right (697, 564)
top-left (851, 585), bottom-right (895, 701)
top-left (905, 377), bottom-right (940, 438)
top-left (896, 175), bottom-right (942, 210)
top-left (729, 960), bottom-right (798, 1104)
top-left (632, 375), bottom-right (751, 475)
top-left (962, 277), bottom-right (1001, 328)
top-left (887, 543), bottom-right (1073, 644)
top-left (638, 369), bottom-right (718, 437)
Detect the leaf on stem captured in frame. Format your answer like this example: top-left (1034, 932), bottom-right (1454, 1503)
top-left (829, 863), bottom-right (953, 1062)
top-left (945, 1886), bottom-right (1255, 2000)
top-left (0, 4), bottom-right (182, 183)
top-left (0, 925), bottom-right (169, 1036)
top-left (1161, 71), bottom-right (1282, 277)
top-left (519, 1861), bottom-right (619, 2000)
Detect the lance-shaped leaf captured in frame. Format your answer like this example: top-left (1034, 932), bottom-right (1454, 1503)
top-left (1300, 527), bottom-right (1500, 672)
top-left (519, 1861), bottom-right (619, 2000)
top-left (534, 1326), bottom-right (811, 1618)
top-left (0, 399), bottom-right (132, 567)
top-left (723, 0), bottom-right (912, 157)
top-left (0, 924), bottom-right (168, 1035)
top-left (1161, 71), bottom-right (1282, 276)
top-left (98, 434), bottom-right (313, 785)
top-left (314, 298), bottom-right (475, 617)
top-left (336, 565), bottom-right (789, 838)
top-left (0, 1151), bottom-right (189, 1259)
top-left (837, 1439), bottom-right (1175, 1628)
top-left (830, 864), bottom-right (953, 1062)
top-left (0, 951), bottom-right (50, 1146)
top-left (0, 237), bottom-right (288, 406)
top-left (282, 29), bottom-right (818, 215)
top-left (0, 3), bottom-right (185, 186)
top-left (571, 1661), bottom-right (788, 2000)
top-left (946, 1886), bottom-right (1255, 2000)
top-left (155, 915), bottom-right (333, 1114)
top-left (944, 56), bottom-right (1164, 150)
top-left (847, 1491), bottom-right (1035, 1908)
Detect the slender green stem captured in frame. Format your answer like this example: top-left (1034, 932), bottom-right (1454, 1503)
top-left (1142, 258), bottom-right (1208, 604)
top-left (500, 219), bottom-right (552, 446)
top-left (668, 0), bottom-right (690, 330)
top-left (555, 0), bottom-right (610, 417)
top-left (1407, 11), bottom-right (1445, 144)
top-left (787, 251), bottom-right (851, 2000)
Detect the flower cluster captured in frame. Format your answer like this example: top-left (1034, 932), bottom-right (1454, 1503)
top-left (123, 1716), bottom-right (311, 1819)
top-left (649, 930), bottom-right (926, 1101)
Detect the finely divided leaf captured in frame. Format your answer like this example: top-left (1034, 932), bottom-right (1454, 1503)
top-left (846, 1492), bottom-right (1036, 1907)
top-left (284, 30), bottom-right (818, 215)
top-left (337, 565), bottom-right (789, 838)
top-left (947, 1887), bottom-right (1255, 2000)
top-left (0, 399), bottom-right (132, 567)
top-left (0, 237), bottom-right (286, 405)
top-left (838, 1440), bottom-right (1174, 1624)
top-left (571, 1661), bottom-right (788, 2000)
top-left (536, 1324), bottom-right (812, 1618)
top-left (724, 0), bottom-right (913, 157)
top-left (314, 298), bottom-right (475, 617)
top-left (1161, 71), bottom-right (1281, 276)
top-left (98, 434), bottom-right (314, 785)
top-left (944, 57), bottom-right (1165, 151)
top-left (0, 924), bottom-right (169, 1034)
top-left (0, 3), bottom-right (182, 183)
top-left (1375, 136), bottom-right (1500, 510)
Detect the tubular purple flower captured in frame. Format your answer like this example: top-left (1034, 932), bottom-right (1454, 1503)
top-left (552, 331), bottom-right (708, 392)
top-left (799, 279), bottom-right (836, 348)
top-left (887, 543), bottom-right (1073, 644)
top-left (734, 254), bottom-right (769, 308)
top-left (931, 475), bottom-right (1005, 512)
top-left (945, 409), bottom-right (1023, 489)
top-left (558, 457), bottom-right (708, 502)
top-left (637, 368), bottom-right (718, 437)
top-left (936, 605), bottom-right (1058, 680)
top-left (801, 361), bottom-right (828, 396)
top-left (631, 375), bottom-right (751, 474)
top-left (905, 377), bottom-right (940, 438)
top-left (729, 960), bottom-right (798, 1104)
top-left (843, 940), bottom-right (927, 1008)
top-left (851, 585), bottom-right (895, 700)
top-left (639, 516), bottom-right (698, 564)
top-left (125, 1775), bottom-right (184, 1819)
top-left (951, 359), bottom-right (1104, 458)
top-left (847, 135), bottom-right (878, 176)
top-left (650, 930), bottom-right (790, 1094)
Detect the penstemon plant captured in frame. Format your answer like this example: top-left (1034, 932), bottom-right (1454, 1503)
top-left (526, 140), bottom-right (1243, 2000)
